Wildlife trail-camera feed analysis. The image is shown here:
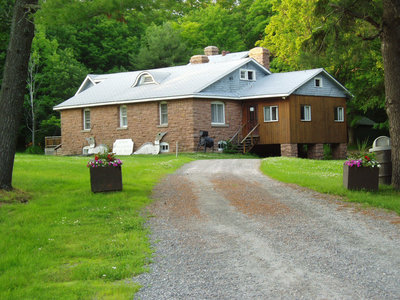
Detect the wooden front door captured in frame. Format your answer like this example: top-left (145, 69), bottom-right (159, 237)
top-left (243, 103), bottom-right (259, 136)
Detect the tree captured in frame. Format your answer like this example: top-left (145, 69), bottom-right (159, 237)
top-left (0, 0), bottom-right (15, 86)
top-left (235, 0), bottom-right (273, 48)
top-left (26, 53), bottom-right (40, 146)
top-left (177, 4), bottom-right (246, 53)
top-left (313, 0), bottom-right (400, 189)
top-left (0, 0), bottom-right (156, 190)
top-left (21, 25), bottom-right (88, 149)
top-left (0, 0), bottom-right (37, 190)
top-left (133, 22), bottom-right (191, 70)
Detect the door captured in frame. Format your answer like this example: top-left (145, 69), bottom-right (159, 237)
top-left (243, 103), bottom-right (259, 136)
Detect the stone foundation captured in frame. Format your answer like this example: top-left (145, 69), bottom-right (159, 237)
top-left (281, 144), bottom-right (298, 157)
top-left (331, 143), bottom-right (347, 159)
top-left (307, 143), bottom-right (324, 160)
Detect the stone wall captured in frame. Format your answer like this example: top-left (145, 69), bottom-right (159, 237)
top-left (331, 143), bottom-right (347, 159)
top-left (307, 143), bottom-right (324, 160)
top-left (59, 98), bottom-right (242, 155)
top-left (280, 144), bottom-right (298, 157)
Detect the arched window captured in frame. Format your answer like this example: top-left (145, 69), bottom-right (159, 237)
top-left (133, 72), bottom-right (156, 86)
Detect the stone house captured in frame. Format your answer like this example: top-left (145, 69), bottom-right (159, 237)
top-left (54, 46), bottom-right (351, 158)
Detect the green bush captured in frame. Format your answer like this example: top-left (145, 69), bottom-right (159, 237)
top-left (25, 145), bottom-right (44, 154)
top-left (223, 141), bottom-right (238, 154)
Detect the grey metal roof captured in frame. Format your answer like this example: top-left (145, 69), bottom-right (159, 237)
top-left (55, 58), bottom-right (255, 110)
top-left (54, 53), bottom-right (350, 110)
top-left (239, 69), bottom-right (324, 98)
top-left (206, 51), bottom-right (249, 63)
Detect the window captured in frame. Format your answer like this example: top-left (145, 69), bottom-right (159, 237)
top-left (334, 107), bottom-right (344, 122)
top-left (119, 105), bottom-right (127, 128)
top-left (139, 74), bottom-right (155, 85)
top-left (159, 102), bottom-right (168, 125)
top-left (301, 105), bottom-right (311, 121)
top-left (264, 106), bottom-right (278, 122)
top-left (314, 77), bottom-right (323, 87)
top-left (217, 141), bottom-right (227, 152)
top-left (211, 102), bottom-right (225, 124)
top-left (240, 69), bottom-right (246, 79)
top-left (160, 142), bottom-right (169, 153)
top-left (240, 69), bottom-right (256, 81)
top-left (83, 109), bottom-right (91, 130)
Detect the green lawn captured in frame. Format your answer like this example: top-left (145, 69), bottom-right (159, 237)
top-left (261, 157), bottom-right (400, 214)
top-left (0, 153), bottom-right (249, 300)
top-left (3, 154), bottom-right (398, 299)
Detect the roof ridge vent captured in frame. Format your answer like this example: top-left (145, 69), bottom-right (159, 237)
top-left (190, 55), bottom-right (209, 64)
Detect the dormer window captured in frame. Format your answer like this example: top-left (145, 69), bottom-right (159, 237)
top-left (139, 74), bottom-right (155, 85)
top-left (314, 77), bottom-right (323, 87)
top-left (240, 69), bottom-right (256, 81)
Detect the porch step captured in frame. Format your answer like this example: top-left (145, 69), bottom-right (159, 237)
top-left (232, 136), bottom-right (260, 154)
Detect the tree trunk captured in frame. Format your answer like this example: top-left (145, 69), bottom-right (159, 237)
top-left (382, 0), bottom-right (400, 190)
top-left (0, 0), bottom-right (37, 190)
top-left (28, 55), bottom-right (37, 146)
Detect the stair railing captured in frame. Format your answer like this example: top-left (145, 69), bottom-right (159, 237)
top-left (241, 123), bottom-right (260, 153)
top-left (228, 123), bottom-right (246, 145)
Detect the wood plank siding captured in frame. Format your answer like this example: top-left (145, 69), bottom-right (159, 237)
top-left (248, 95), bottom-right (347, 145)
top-left (289, 95), bottom-right (347, 143)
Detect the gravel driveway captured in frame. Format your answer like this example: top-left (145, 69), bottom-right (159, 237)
top-left (134, 159), bottom-right (400, 299)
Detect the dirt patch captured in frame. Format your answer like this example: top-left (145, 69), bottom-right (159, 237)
top-left (212, 176), bottom-right (290, 216)
top-left (0, 188), bottom-right (31, 206)
top-left (151, 174), bottom-right (202, 219)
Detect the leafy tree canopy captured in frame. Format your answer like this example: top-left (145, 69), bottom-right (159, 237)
top-left (177, 4), bottom-right (246, 54)
top-left (257, 0), bottom-right (386, 126)
top-left (132, 22), bottom-right (191, 70)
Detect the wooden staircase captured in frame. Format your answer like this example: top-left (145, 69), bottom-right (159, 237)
top-left (228, 123), bottom-right (260, 154)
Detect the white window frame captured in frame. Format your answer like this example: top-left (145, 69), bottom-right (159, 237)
top-left (211, 101), bottom-right (225, 125)
top-left (335, 106), bottom-right (344, 122)
top-left (264, 105), bottom-right (278, 122)
top-left (314, 77), bottom-right (323, 87)
top-left (119, 105), bottom-right (128, 128)
top-left (83, 108), bottom-right (91, 130)
top-left (301, 105), bottom-right (312, 121)
top-left (239, 69), bottom-right (256, 81)
top-left (160, 142), bottom-right (169, 153)
top-left (159, 102), bottom-right (168, 125)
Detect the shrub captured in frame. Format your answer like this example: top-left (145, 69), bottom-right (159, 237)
top-left (25, 145), bottom-right (44, 154)
top-left (223, 141), bottom-right (239, 154)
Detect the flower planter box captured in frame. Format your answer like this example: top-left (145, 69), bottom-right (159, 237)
top-left (343, 165), bottom-right (379, 191)
top-left (90, 166), bottom-right (122, 193)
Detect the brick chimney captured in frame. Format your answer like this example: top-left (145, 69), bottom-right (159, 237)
top-left (190, 55), bottom-right (209, 64)
top-left (249, 47), bottom-right (270, 70)
top-left (204, 46), bottom-right (219, 56)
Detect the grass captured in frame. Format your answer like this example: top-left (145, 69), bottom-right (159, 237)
top-left (261, 157), bottom-right (400, 215)
top-left (0, 152), bottom-right (252, 299)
